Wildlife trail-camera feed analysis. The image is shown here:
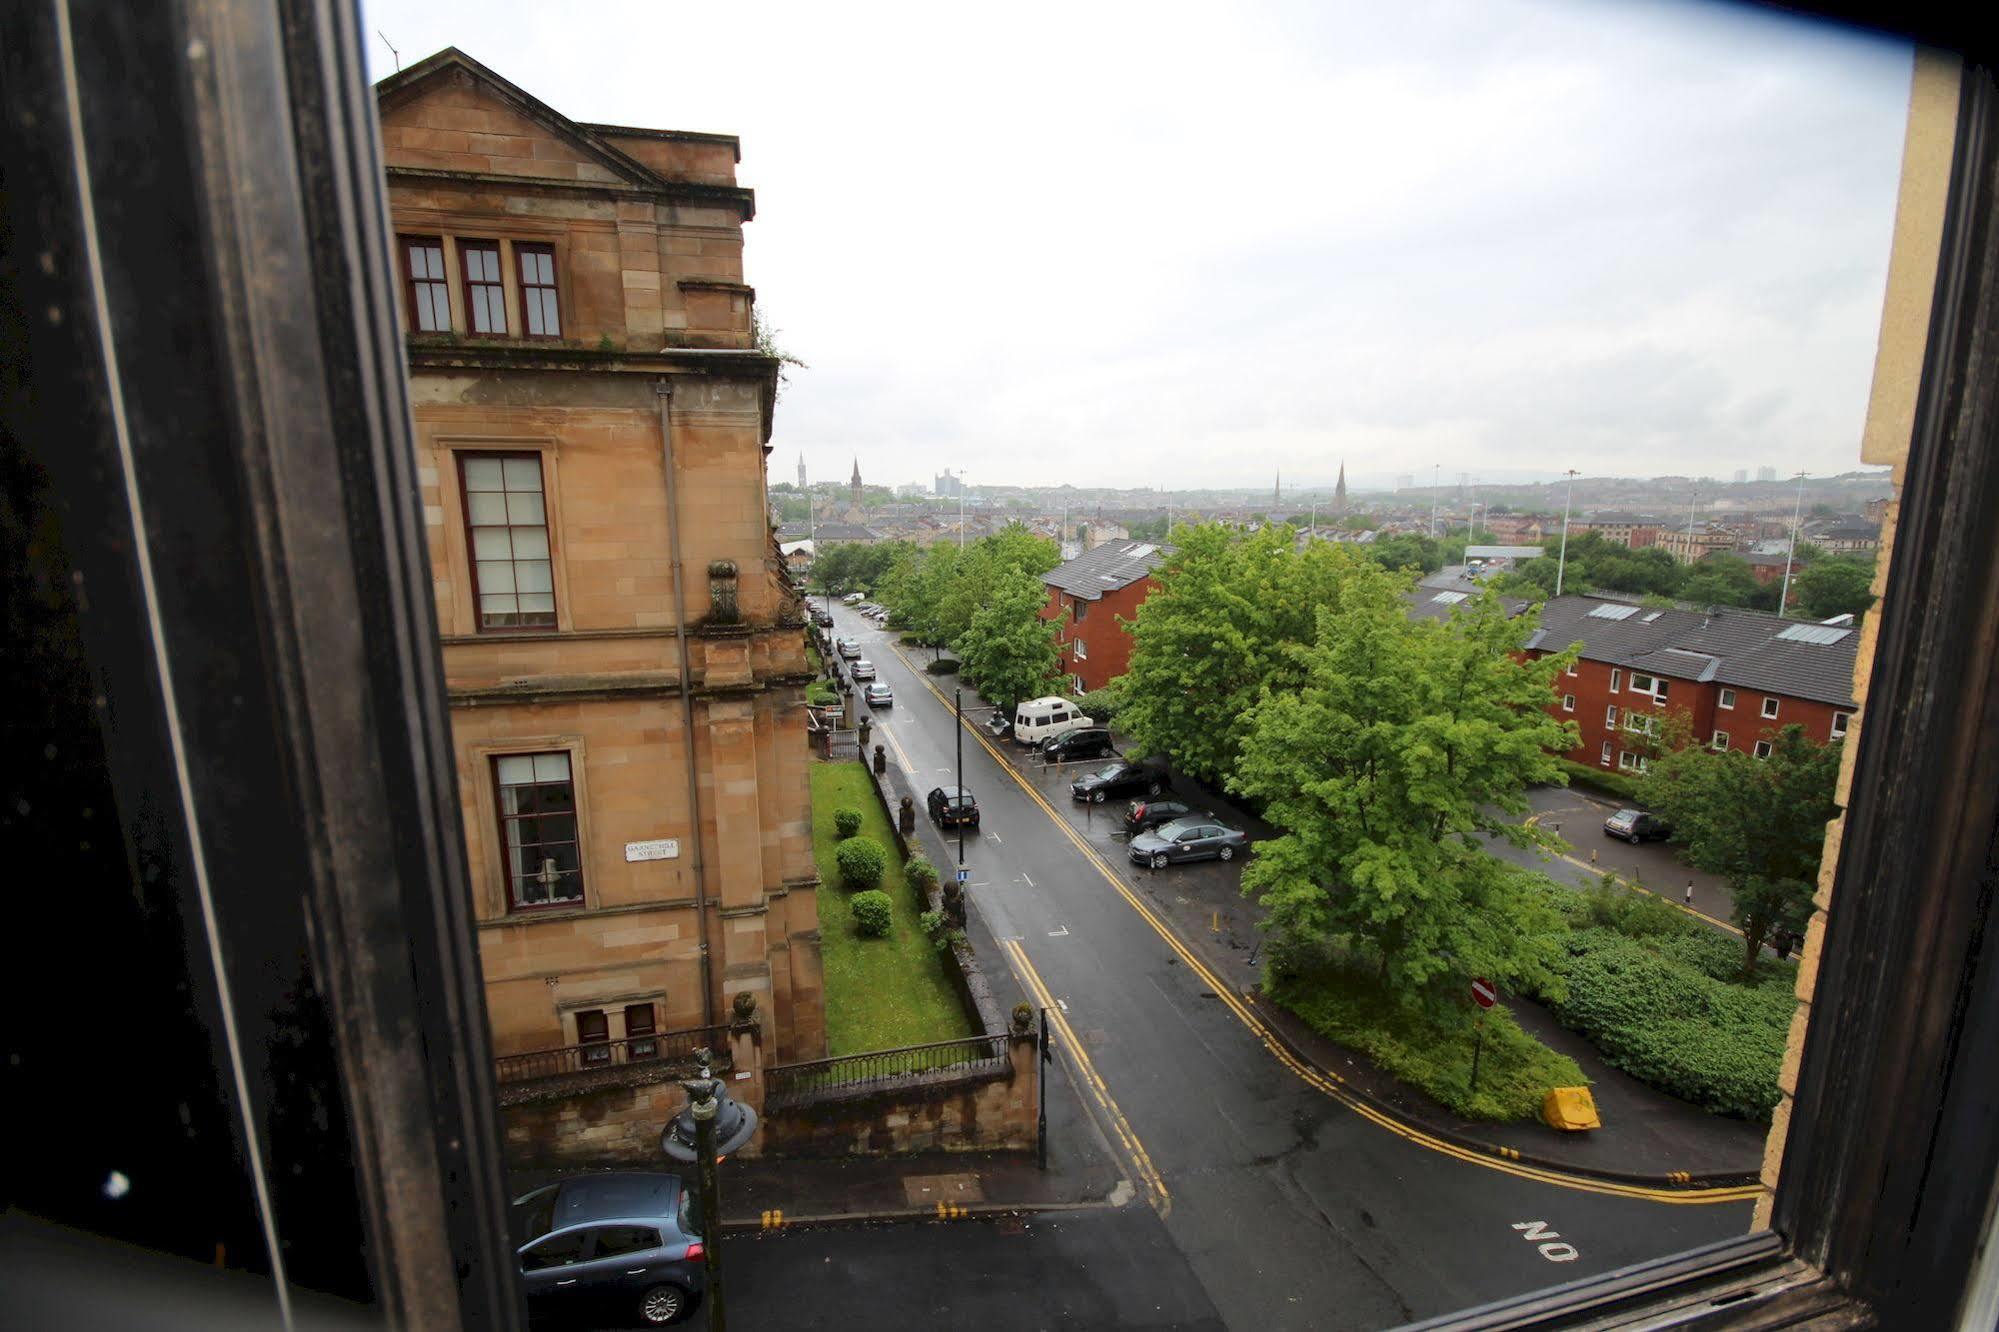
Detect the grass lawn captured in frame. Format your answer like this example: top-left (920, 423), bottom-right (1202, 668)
top-left (811, 761), bottom-right (979, 1056)
top-left (1266, 954), bottom-right (1587, 1122)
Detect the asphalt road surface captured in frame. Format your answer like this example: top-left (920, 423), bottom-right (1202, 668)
top-left (830, 604), bottom-right (1754, 1331)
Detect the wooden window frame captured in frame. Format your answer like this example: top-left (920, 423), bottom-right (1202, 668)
top-left (624, 1003), bottom-right (658, 1059)
top-left (399, 234), bottom-right (451, 333)
top-left (492, 751), bottom-right (586, 913)
top-left (458, 238), bottom-right (507, 337)
top-left (574, 1009), bottom-right (610, 1065)
top-left (515, 241), bottom-right (562, 340)
top-left (457, 451), bottom-right (557, 632)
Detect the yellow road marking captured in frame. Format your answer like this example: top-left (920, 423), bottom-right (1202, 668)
top-left (1002, 939), bottom-right (1172, 1217)
top-left (1526, 813), bottom-right (1743, 937)
top-left (891, 644), bottom-right (1761, 1206)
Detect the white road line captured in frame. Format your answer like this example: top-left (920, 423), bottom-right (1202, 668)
top-left (1020, 872), bottom-right (1034, 887)
top-left (1048, 925), bottom-right (1069, 937)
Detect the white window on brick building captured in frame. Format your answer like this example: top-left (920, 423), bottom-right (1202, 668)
top-left (1833, 711), bottom-right (1852, 739)
top-left (1719, 687), bottom-right (1737, 709)
top-left (1562, 693), bottom-right (1575, 712)
top-left (1610, 668), bottom-right (1621, 692)
top-left (1712, 731), bottom-right (1730, 751)
top-left (1618, 750), bottom-right (1649, 773)
top-left (1763, 696), bottom-right (1781, 720)
top-left (1755, 739), bottom-right (1775, 759)
top-left (1600, 740), bottom-right (1612, 766)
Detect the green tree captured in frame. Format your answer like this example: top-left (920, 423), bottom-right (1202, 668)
top-left (1232, 583), bottom-right (1580, 1003)
top-left (1792, 558), bottom-right (1876, 620)
top-left (1368, 533), bottom-right (1444, 574)
top-left (1644, 724), bottom-right (1840, 977)
top-left (1127, 515), bottom-right (1170, 541)
top-left (1679, 553), bottom-right (1769, 611)
top-left (956, 564), bottom-right (1065, 715)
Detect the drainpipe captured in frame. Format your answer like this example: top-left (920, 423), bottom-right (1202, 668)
top-left (658, 379), bottom-right (717, 1030)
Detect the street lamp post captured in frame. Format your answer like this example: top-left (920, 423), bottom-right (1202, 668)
top-left (1778, 471), bottom-right (1808, 617)
top-left (660, 1054), bottom-right (758, 1332)
top-left (1554, 468), bottom-right (1578, 597)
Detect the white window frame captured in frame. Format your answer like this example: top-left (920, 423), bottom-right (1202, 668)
top-left (1754, 739), bottom-right (1774, 759)
top-left (1605, 704), bottom-right (1618, 727)
top-left (1618, 750), bottom-right (1650, 773)
top-left (1630, 672), bottom-right (1657, 695)
top-left (1833, 711), bottom-right (1851, 739)
top-left (1566, 661), bottom-right (1579, 677)
top-left (1712, 731), bottom-right (1730, 752)
top-left (1562, 693), bottom-right (1575, 712)
top-left (1762, 696), bottom-right (1781, 720)
top-left (1624, 710), bottom-right (1658, 737)
top-left (1610, 668), bottom-right (1621, 693)
top-left (1073, 638), bottom-right (1087, 661)
top-left (1719, 687), bottom-right (1737, 710)
top-left (1599, 740), bottom-right (1612, 766)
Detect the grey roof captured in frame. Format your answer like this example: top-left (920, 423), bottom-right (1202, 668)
top-left (1523, 595), bottom-right (1858, 707)
top-left (1406, 567), bottom-right (1531, 622)
top-left (1043, 538), bottom-right (1173, 599)
top-left (807, 522), bottom-right (881, 543)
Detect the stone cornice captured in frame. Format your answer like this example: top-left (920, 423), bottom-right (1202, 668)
top-left (448, 672), bottom-right (807, 708)
top-left (405, 341), bottom-right (777, 379)
top-left (384, 164), bottom-right (755, 220)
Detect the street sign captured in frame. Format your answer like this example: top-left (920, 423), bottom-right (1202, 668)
top-left (956, 868), bottom-right (971, 884)
top-left (1470, 977), bottom-right (1498, 1009)
top-left (624, 838), bottom-right (680, 863)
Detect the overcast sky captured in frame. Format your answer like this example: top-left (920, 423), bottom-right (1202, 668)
top-left (361, 0), bottom-right (1912, 492)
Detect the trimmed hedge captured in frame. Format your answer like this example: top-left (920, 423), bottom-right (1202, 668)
top-left (834, 836), bottom-right (886, 890)
top-left (905, 857), bottom-right (940, 894)
top-left (1537, 927), bottom-right (1791, 1120)
top-left (833, 807), bottom-right (863, 839)
top-left (850, 889), bottom-right (893, 938)
top-left (1554, 758), bottom-right (1646, 804)
top-left (925, 658), bottom-right (961, 675)
top-left (806, 680), bottom-right (837, 706)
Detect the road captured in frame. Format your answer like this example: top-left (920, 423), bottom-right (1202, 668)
top-left (829, 606), bottom-right (1753, 1330)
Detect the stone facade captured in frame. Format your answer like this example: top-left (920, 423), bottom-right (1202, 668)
top-left (377, 49), bottom-right (826, 1077)
top-left (1752, 49), bottom-right (1957, 1231)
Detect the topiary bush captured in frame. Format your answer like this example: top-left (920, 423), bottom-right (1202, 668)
top-left (806, 680), bottom-right (837, 707)
top-left (925, 658), bottom-right (961, 675)
top-left (834, 835), bottom-right (886, 890)
top-left (850, 889), bottom-right (893, 938)
top-left (905, 857), bottom-right (940, 894)
top-left (833, 807), bottom-right (864, 839)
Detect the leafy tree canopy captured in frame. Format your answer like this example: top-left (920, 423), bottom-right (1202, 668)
top-left (1792, 557), bottom-right (1876, 621)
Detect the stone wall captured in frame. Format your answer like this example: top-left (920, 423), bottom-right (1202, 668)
top-left (503, 1067), bottom-right (712, 1171)
top-left (760, 1035), bottom-right (1040, 1157)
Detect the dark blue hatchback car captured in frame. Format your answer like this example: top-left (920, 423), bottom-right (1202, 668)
top-left (511, 1172), bottom-right (705, 1325)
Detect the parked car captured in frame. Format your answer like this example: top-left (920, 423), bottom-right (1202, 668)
top-left (850, 659), bottom-right (876, 681)
top-left (1071, 758), bottom-right (1168, 804)
top-left (1604, 808), bottom-right (1673, 844)
top-left (836, 637), bottom-right (861, 659)
top-left (863, 682), bottom-right (893, 708)
top-left (1124, 798), bottom-right (1196, 835)
top-left (1127, 817), bottom-right (1248, 869)
top-left (1011, 695), bottom-right (1092, 747)
top-left (511, 1172), bottom-right (704, 1326)
top-left (927, 785), bottom-right (980, 829)
top-left (1042, 726), bottom-right (1115, 762)
top-left (812, 608), bottom-right (834, 628)
top-left (842, 591), bottom-right (865, 604)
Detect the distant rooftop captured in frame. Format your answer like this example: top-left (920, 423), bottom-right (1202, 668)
top-left (1043, 538), bottom-right (1173, 599)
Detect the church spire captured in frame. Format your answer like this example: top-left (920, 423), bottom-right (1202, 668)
top-left (1335, 460), bottom-right (1347, 515)
top-left (1274, 467), bottom-right (1281, 510)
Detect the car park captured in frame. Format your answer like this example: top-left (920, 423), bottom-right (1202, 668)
top-left (850, 659), bottom-right (876, 680)
top-left (1011, 696), bottom-right (1093, 747)
top-left (1071, 758), bottom-right (1167, 803)
top-left (1127, 817), bottom-right (1248, 869)
top-left (1603, 808), bottom-right (1673, 844)
top-left (927, 785), bottom-right (979, 829)
top-left (863, 682), bottom-right (893, 708)
top-left (511, 1172), bottom-right (704, 1326)
top-left (1124, 798), bottom-right (1196, 835)
top-left (1042, 726), bottom-right (1115, 762)
top-left (836, 637), bottom-right (861, 658)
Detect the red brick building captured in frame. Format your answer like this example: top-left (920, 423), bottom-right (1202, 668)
top-left (1039, 539), bottom-right (1170, 693)
top-left (1525, 596), bottom-right (1857, 774)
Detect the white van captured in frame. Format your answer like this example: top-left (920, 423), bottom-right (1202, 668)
top-left (1012, 696), bottom-right (1093, 748)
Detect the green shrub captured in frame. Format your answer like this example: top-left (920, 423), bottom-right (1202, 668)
top-left (906, 857), bottom-right (940, 894)
top-left (834, 836), bottom-right (886, 890)
top-left (1076, 683), bottom-right (1125, 730)
top-left (1264, 954), bottom-right (1585, 1121)
top-left (1574, 881), bottom-right (1700, 940)
top-left (833, 807), bottom-right (864, 839)
top-left (925, 658), bottom-right (961, 676)
top-left (850, 890), bottom-right (893, 938)
top-left (1554, 758), bottom-right (1646, 804)
top-left (1534, 928), bottom-right (1790, 1120)
top-left (806, 680), bottom-right (837, 706)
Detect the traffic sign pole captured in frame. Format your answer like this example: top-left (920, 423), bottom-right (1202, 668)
top-left (1469, 1015), bottom-right (1485, 1099)
top-left (1468, 977), bottom-right (1496, 1099)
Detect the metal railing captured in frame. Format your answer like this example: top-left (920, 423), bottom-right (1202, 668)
top-left (493, 1024), bottom-right (730, 1086)
top-left (764, 1033), bottom-right (1008, 1103)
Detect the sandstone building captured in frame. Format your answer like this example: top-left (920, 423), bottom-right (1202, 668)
top-left (375, 49), bottom-right (825, 1082)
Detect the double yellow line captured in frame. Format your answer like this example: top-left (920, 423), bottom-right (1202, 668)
top-left (889, 643), bottom-right (1762, 1207)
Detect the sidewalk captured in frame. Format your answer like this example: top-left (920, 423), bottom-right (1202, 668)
top-left (978, 720), bottom-right (1770, 1189)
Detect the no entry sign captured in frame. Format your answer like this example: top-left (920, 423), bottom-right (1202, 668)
top-left (1470, 977), bottom-right (1498, 1009)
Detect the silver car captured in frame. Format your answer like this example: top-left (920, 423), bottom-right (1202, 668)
top-left (1127, 817), bottom-right (1247, 869)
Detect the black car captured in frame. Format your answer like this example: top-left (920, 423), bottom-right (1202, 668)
top-left (511, 1172), bottom-right (704, 1325)
top-left (1124, 798), bottom-right (1195, 835)
top-left (812, 609), bottom-right (834, 628)
top-left (1604, 808), bottom-right (1673, 844)
top-left (1041, 726), bottom-right (1114, 762)
top-left (1071, 759), bottom-right (1167, 804)
top-left (1127, 817), bottom-right (1249, 869)
top-left (927, 785), bottom-right (980, 829)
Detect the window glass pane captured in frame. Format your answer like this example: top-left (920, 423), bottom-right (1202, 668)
top-left (505, 491), bottom-right (545, 525)
top-left (576, 1010), bottom-right (608, 1042)
top-left (511, 528), bottom-right (550, 560)
top-left (476, 561), bottom-right (516, 594)
top-left (467, 491), bottom-right (508, 525)
top-left (522, 1231), bottom-right (588, 1271)
top-left (502, 456), bottom-right (543, 491)
top-left (532, 753), bottom-right (571, 783)
top-left (481, 593), bottom-right (520, 618)
top-left (536, 290), bottom-right (560, 336)
top-left (516, 562), bottom-right (553, 594)
top-left (496, 755), bottom-right (537, 786)
top-left (517, 592), bottom-right (555, 614)
top-left (472, 527), bottom-right (513, 559)
top-left (463, 457), bottom-right (505, 490)
top-left (593, 1226), bottom-right (660, 1258)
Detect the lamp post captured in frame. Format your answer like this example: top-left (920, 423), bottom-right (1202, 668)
top-left (1430, 463), bottom-right (1440, 538)
top-left (1778, 471), bottom-right (1808, 617)
top-left (954, 686), bottom-right (967, 870)
top-left (661, 1052), bottom-right (759, 1332)
top-left (1555, 468), bottom-right (1578, 597)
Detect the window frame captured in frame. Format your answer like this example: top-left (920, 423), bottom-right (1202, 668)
top-left (514, 240), bottom-right (562, 339)
top-left (1562, 693), bottom-right (1575, 712)
top-left (1610, 668), bottom-right (1621, 693)
top-left (1720, 687), bottom-right (1737, 710)
top-left (1833, 711), bottom-right (1851, 739)
top-left (458, 238), bottom-right (508, 337)
top-left (1713, 731), bottom-right (1730, 752)
top-left (1762, 696), bottom-right (1782, 720)
top-left (457, 451), bottom-right (558, 632)
top-left (492, 750), bottom-right (586, 913)
top-left (1599, 740), bottom-right (1612, 766)
top-left (399, 233), bottom-right (452, 333)
top-left (574, 1008), bottom-right (610, 1064)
